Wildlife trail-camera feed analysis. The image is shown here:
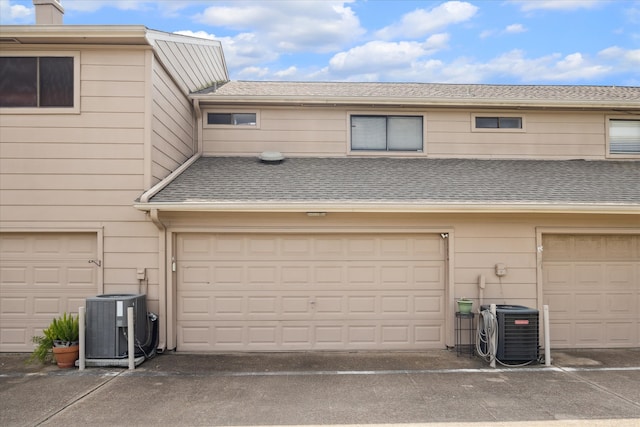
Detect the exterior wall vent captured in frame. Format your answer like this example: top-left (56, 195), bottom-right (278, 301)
top-left (259, 151), bottom-right (285, 164)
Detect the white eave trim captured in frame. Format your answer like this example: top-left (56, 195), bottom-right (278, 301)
top-left (133, 202), bottom-right (640, 215)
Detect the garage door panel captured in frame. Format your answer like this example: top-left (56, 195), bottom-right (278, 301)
top-left (575, 322), bottom-right (605, 346)
top-left (179, 291), bottom-right (443, 321)
top-left (542, 234), bottom-right (639, 348)
top-left (606, 322), bottom-right (637, 346)
top-left (177, 233), bottom-right (446, 351)
top-left (0, 233), bottom-right (98, 352)
top-left (179, 260), bottom-right (443, 291)
top-left (607, 293), bottom-right (636, 316)
top-left (544, 293), bottom-right (573, 318)
top-left (178, 319), bottom-right (445, 352)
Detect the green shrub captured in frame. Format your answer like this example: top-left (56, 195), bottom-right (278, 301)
top-left (29, 312), bottom-right (79, 364)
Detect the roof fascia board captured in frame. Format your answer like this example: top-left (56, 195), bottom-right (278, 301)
top-left (134, 202), bottom-right (640, 215)
top-left (0, 25), bottom-right (150, 44)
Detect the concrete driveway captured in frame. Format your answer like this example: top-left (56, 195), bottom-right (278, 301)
top-left (1, 349), bottom-right (639, 427)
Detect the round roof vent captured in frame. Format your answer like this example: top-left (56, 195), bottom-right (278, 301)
top-left (259, 151), bottom-right (285, 164)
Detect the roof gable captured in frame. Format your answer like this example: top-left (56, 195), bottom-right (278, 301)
top-left (146, 30), bottom-right (228, 95)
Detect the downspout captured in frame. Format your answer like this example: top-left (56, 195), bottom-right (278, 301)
top-left (150, 208), bottom-right (167, 352)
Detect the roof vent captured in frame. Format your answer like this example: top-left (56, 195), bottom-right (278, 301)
top-left (259, 151), bottom-right (285, 164)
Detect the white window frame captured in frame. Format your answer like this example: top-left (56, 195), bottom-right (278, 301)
top-left (471, 113), bottom-right (526, 133)
top-left (606, 115), bottom-right (640, 158)
top-left (0, 50), bottom-right (80, 115)
top-left (347, 111), bottom-right (426, 156)
top-left (205, 110), bottom-right (260, 129)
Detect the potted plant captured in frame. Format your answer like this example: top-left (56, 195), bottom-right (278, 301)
top-left (30, 312), bottom-right (80, 368)
top-left (457, 298), bottom-right (473, 314)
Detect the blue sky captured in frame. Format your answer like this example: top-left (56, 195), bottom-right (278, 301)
top-left (2, 0), bottom-right (640, 85)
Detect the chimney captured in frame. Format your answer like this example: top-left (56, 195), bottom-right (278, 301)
top-left (33, 0), bottom-right (64, 25)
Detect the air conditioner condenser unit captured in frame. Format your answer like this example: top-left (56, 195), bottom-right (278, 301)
top-left (85, 294), bottom-right (147, 359)
top-left (481, 304), bottom-right (539, 363)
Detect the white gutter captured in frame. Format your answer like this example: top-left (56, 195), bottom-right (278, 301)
top-left (133, 202), bottom-right (640, 215)
top-left (190, 94), bottom-right (640, 111)
top-left (138, 154), bottom-right (200, 203)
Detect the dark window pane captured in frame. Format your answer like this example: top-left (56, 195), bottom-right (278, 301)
top-left (208, 113), bottom-right (233, 125)
top-left (499, 117), bottom-right (522, 128)
top-left (475, 117), bottom-right (498, 128)
top-left (39, 57), bottom-right (74, 107)
top-left (233, 113), bottom-right (256, 125)
top-left (0, 57), bottom-right (37, 107)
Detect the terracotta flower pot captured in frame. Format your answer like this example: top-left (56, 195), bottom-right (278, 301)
top-left (52, 345), bottom-right (79, 368)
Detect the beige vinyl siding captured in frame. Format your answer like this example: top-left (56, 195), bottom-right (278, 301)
top-left (151, 60), bottom-right (196, 185)
top-left (0, 47), bottom-right (161, 328)
top-left (428, 112), bottom-right (605, 159)
top-left (203, 108), bottom-right (347, 156)
top-left (202, 107), bottom-right (609, 159)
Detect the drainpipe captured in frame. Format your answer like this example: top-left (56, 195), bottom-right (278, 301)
top-left (149, 209), bottom-right (167, 352)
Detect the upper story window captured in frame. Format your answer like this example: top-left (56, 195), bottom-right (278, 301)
top-left (475, 116), bottom-right (523, 129)
top-left (0, 56), bottom-right (74, 108)
top-left (608, 119), bottom-right (640, 156)
top-left (351, 115), bottom-right (423, 151)
top-left (207, 112), bottom-right (257, 126)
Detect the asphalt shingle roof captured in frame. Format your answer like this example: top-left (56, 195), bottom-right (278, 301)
top-left (148, 157), bottom-right (640, 208)
top-left (201, 81), bottom-right (640, 105)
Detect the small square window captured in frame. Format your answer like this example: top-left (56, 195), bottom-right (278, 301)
top-left (475, 116), bottom-right (522, 129)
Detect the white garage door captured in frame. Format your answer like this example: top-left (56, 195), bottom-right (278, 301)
top-left (0, 233), bottom-right (98, 352)
top-left (177, 233), bottom-right (446, 351)
top-left (543, 234), bottom-right (640, 348)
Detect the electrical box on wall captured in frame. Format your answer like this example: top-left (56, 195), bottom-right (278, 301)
top-left (495, 263), bottom-right (507, 277)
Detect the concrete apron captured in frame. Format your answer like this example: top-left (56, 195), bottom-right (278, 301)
top-left (1, 349), bottom-right (639, 426)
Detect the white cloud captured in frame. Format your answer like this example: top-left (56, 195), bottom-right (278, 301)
top-left (0, 0), bottom-right (32, 24)
top-left (510, 0), bottom-right (603, 11)
top-left (376, 1), bottom-right (478, 40)
top-left (599, 46), bottom-right (640, 67)
top-left (327, 34), bottom-right (449, 78)
top-left (193, 1), bottom-right (364, 54)
top-left (505, 24), bottom-right (527, 34)
top-left (274, 66), bottom-right (299, 79)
